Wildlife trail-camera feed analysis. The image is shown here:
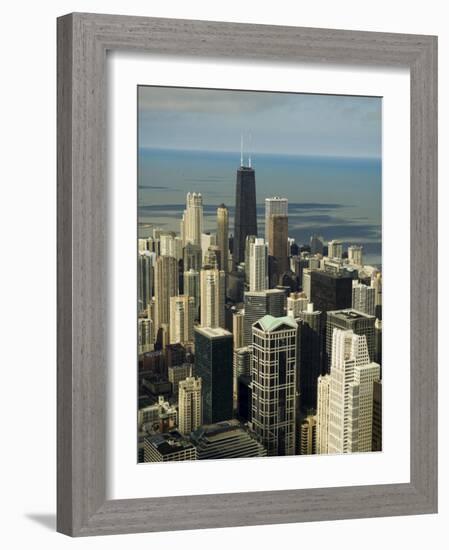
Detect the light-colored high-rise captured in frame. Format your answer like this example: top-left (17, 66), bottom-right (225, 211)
top-left (178, 376), bottom-right (203, 435)
top-left (232, 309), bottom-right (245, 349)
top-left (328, 240), bottom-right (343, 259)
top-left (154, 255), bottom-right (178, 331)
top-left (352, 281), bottom-right (376, 316)
top-left (287, 291), bottom-right (309, 318)
top-left (316, 374), bottom-right (331, 453)
top-left (169, 295), bottom-right (195, 344)
top-left (251, 315), bottom-right (297, 456)
top-left (265, 197), bottom-right (288, 243)
top-left (216, 204), bottom-right (229, 272)
top-left (184, 192), bottom-right (203, 246)
top-left (248, 238), bottom-right (268, 291)
top-left (201, 232), bottom-right (217, 263)
top-left (317, 329), bottom-right (380, 454)
top-left (348, 245), bottom-right (363, 266)
top-left (200, 267), bottom-right (225, 329)
top-left (299, 414), bottom-right (317, 455)
top-left (138, 318), bottom-right (154, 354)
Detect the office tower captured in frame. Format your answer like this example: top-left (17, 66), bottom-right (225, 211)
top-left (372, 380), bottom-right (382, 451)
top-left (195, 326), bottom-right (233, 424)
top-left (154, 255), bottom-right (178, 331)
top-left (372, 272), bottom-right (382, 319)
top-left (232, 346), bottom-right (251, 411)
top-left (299, 414), bottom-right (317, 455)
top-left (201, 232), bottom-right (217, 263)
top-left (310, 270), bottom-right (352, 313)
top-left (144, 431), bottom-right (197, 462)
top-left (191, 420), bottom-right (267, 459)
top-left (168, 363), bottom-right (193, 396)
top-left (328, 240), bottom-right (343, 259)
top-left (248, 238), bottom-right (268, 291)
top-left (265, 197), bottom-right (288, 243)
top-left (160, 231), bottom-right (177, 258)
top-left (180, 212), bottom-right (185, 246)
top-left (375, 318), bottom-right (382, 365)
top-left (203, 245), bottom-right (220, 269)
top-left (138, 251), bottom-right (155, 314)
top-left (287, 291), bottom-right (309, 318)
top-left (200, 267), bottom-right (225, 328)
top-left (291, 254), bottom-right (308, 284)
top-left (352, 280), bottom-right (376, 316)
top-left (227, 267), bottom-right (245, 303)
top-left (243, 289), bottom-right (286, 346)
top-left (279, 269), bottom-right (300, 293)
top-left (138, 318), bottom-right (154, 354)
top-left (318, 329), bottom-right (380, 454)
top-left (216, 204), bottom-right (229, 272)
top-left (348, 245), bottom-right (363, 266)
top-left (268, 214), bottom-right (289, 287)
top-left (138, 238), bottom-right (148, 253)
top-left (251, 315), bottom-right (297, 456)
top-left (169, 295), bottom-right (195, 345)
top-left (326, 309), bottom-right (376, 372)
top-left (316, 374), bottom-right (331, 453)
top-left (244, 234), bottom-right (257, 283)
top-left (165, 342), bottom-right (188, 370)
top-left (297, 303), bottom-right (324, 411)
top-left (183, 268), bottom-right (200, 321)
top-left (310, 234), bottom-right (324, 255)
top-left (237, 375), bottom-right (252, 422)
top-left (232, 309), bottom-right (245, 349)
top-left (183, 242), bottom-right (202, 272)
top-left (233, 161), bottom-right (257, 267)
top-left (184, 192), bottom-right (203, 246)
top-left (302, 268), bottom-right (312, 300)
top-left (178, 376), bottom-right (203, 435)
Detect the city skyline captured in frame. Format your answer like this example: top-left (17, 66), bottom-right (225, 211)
top-left (137, 86), bottom-right (382, 463)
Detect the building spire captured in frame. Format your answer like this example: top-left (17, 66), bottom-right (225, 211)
top-left (248, 133), bottom-right (252, 168)
top-left (240, 134), bottom-right (244, 166)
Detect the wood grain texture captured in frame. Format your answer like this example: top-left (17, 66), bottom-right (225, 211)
top-left (57, 12), bottom-right (438, 537)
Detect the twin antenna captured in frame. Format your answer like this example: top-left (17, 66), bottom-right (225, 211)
top-left (240, 134), bottom-right (252, 168)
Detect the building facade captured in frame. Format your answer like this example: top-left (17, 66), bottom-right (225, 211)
top-left (233, 164), bottom-right (257, 267)
top-left (178, 376), bottom-right (203, 435)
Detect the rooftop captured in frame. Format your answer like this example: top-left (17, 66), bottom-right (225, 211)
top-left (255, 315), bottom-right (297, 332)
top-left (329, 308), bottom-right (375, 320)
top-left (195, 326), bottom-right (232, 338)
top-left (145, 431), bottom-right (194, 456)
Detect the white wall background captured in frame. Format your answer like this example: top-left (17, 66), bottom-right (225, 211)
top-left (0, 1), bottom-right (445, 548)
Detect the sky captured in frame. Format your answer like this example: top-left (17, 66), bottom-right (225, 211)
top-left (138, 86), bottom-right (382, 158)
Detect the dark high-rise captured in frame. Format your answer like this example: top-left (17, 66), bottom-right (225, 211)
top-left (233, 164), bottom-right (257, 267)
top-left (243, 289), bottom-right (286, 346)
top-left (310, 270), bottom-right (352, 313)
top-left (194, 326), bottom-right (233, 424)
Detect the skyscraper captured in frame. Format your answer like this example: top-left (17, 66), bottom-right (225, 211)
top-left (194, 326), bottom-right (233, 424)
top-left (233, 161), bottom-right (257, 267)
top-left (265, 197), bottom-right (288, 244)
top-left (169, 295), bottom-right (195, 344)
top-left (201, 232), bottom-right (217, 263)
top-left (299, 414), bottom-right (317, 455)
top-left (317, 329), bottom-right (380, 454)
top-left (268, 214), bottom-right (289, 287)
top-left (216, 204), bottom-right (229, 272)
top-left (297, 303), bottom-right (324, 411)
top-left (328, 240), bottom-right (343, 259)
top-left (316, 374), bottom-right (331, 454)
top-left (352, 280), bottom-right (376, 316)
top-left (154, 255), bottom-right (179, 331)
top-left (310, 270), bottom-right (352, 313)
top-left (243, 288), bottom-right (286, 346)
top-left (248, 238), bottom-right (268, 292)
top-left (183, 242), bottom-right (202, 272)
top-left (184, 192), bottom-right (203, 246)
top-left (287, 291), bottom-right (309, 318)
top-left (138, 251), bottom-right (155, 314)
top-left (310, 234), bottom-right (324, 255)
top-left (178, 376), bottom-right (203, 435)
top-left (200, 267), bottom-right (225, 329)
top-left (348, 245), bottom-right (363, 266)
top-left (251, 315), bottom-right (297, 456)
top-left (325, 309), bottom-right (376, 372)
top-left (183, 268), bottom-right (200, 320)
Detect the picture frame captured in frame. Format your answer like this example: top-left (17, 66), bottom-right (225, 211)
top-left (57, 12), bottom-right (438, 536)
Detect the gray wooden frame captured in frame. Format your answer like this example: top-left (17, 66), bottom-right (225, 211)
top-left (57, 12), bottom-right (438, 537)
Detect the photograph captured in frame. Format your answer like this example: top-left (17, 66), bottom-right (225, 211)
top-left (137, 85), bottom-right (382, 462)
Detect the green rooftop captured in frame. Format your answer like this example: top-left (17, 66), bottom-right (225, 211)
top-left (256, 315), bottom-right (297, 332)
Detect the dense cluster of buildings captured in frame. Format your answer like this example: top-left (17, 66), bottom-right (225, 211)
top-left (138, 155), bottom-right (382, 462)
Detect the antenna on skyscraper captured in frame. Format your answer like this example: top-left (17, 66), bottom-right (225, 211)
top-left (248, 133), bottom-right (252, 168)
top-left (240, 134), bottom-right (244, 166)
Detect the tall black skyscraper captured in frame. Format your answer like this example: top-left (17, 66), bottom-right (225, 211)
top-left (233, 162), bottom-right (257, 267)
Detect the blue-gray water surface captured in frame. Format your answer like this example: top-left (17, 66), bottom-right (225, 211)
top-left (138, 148), bottom-right (382, 267)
